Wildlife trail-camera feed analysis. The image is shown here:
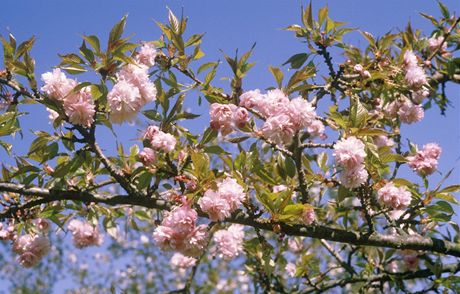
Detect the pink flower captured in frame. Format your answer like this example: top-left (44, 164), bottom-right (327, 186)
top-left (0, 224), bottom-right (14, 240)
top-left (362, 70), bottom-right (371, 78)
top-left (209, 103), bottom-right (236, 135)
top-left (170, 252), bottom-right (197, 269)
top-left (135, 43), bottom-right (157, 67)
top-left (198, 177), bottom-right (245, 221)
top-left (403, 251), bottom-right (419, 271)
top-left (259, 89), bottom-right (290, 118)
top-left (422, 143), bottom-right (441, 159)
top-left (407, 143), bottom-right (442, 176)
top-left (198, 190), bottom-right (232, 221)
top-left (143, 125), bottom-right (160, 140)
top-left (397, 99), bottom-right (424, 124)
top-left (374, 135), bottom-right (394, 148)
top-left (213, 224), bottom-right (245, 260)
top-left (286, 97), bottom-right (316, 130)
top-left (41, 68), bottom-right (77, 100)
top-left (108, 80), bottom-right (142, 123)
top-left (377, 182), bottom-right (412, 210)
top-left (34, 218), bottom-right (50, 233)
top-left (287, 238), bottom-right (303, 253)
top-left (333, 137), bottom-right (366, 169)
top-left (307, 120), bottom-right (325, 137)
top-left (412, 88), bottom-right (429, 104)
top-left (239, 89), bottom-right (264, 110)
top-left (17, 251), bottom-right (40, 268)
top-left (340, 165), bottom-right (368, 189)
top-left (13, 234), bottom-right (51, 267)
top-left (67, 219), bottom-right (104, 249)
top-left (286, 263), bottom-right (297, 277)
top-left (354, 64), bottom-right (363, 72)
top-left (117, 63), bottom-right (157, 104)
top-left (273, 185), bottom-right (287, 193)
top-left (261, 113), bottom-right (296, 145)
top-left (153, 205), bottom-right (208, 257)
top-left (150, 131), bottom-right (177, 153)
top-left (63, 87), bottom-right (95, 127)
top-left (403, 51), bottom-right (418, 68)
top-left (232, 107), bottom-right (250, 129)
top-left (301, 206), bottom-right (315, 225)
top-left (138, 147), bottom-right (156, 166)
top-left (428, 36), bottom-right (447, 53)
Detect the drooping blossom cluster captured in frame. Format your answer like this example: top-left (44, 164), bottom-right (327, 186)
top-left (143, 125), bottom-right (177, 153)
top-left (212, 224), bottom-right (245, 260)
top-left (170, 252), bottom-right (197, 269)
top-left (41, 68), bottom-right (95, 127)
top-left (403, 50), bottom-right (427, 88)
top-left (67, 219), bottom-right (104, 249)
top-left (13, 234), bottom-right (51, 268)
top-left (198, 177), bottom-right (246, 221)
top-left (407, 143), bottom-right (442, 176)
top-left (333, 136), bottom-right (368, 189)
top-left (238, 89), bottom-right (324, 145)
top-left (153, 204), bottom-right (208, 257)
top-left (108, 45), bottom-right (157, 123)
top-left (209, 103), bottom-right (250, 135)
top-left (377, 182), bottom-right (412, 210)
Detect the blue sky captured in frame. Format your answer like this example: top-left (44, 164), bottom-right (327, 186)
top-left (0, 0), bottom-right (459, 291)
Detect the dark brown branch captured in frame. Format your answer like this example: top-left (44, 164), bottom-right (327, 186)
top-left (302, 262), bottom-right (460, 293)
top-left (1, 182), bottom-right (460, 259)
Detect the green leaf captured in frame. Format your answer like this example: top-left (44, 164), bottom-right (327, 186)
top-left (204, 145), bottom-right (229, 155)
top-left (439, 185), bottom-right (460, 194)
top-left (318, 6), bottom-right (328, 26)
top-left (199, 127), bottom-right (218, 146)
top-left (108, 15), bottom-right (128, 49)
top-left (283, 53), bottom-right (310, 69)
top-left (269, 66), bottom-right (284, 88)
top-left (83, 35), bottom-right (101, 54)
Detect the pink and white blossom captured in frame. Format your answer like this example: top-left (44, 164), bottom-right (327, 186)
top-left (209, 103), bottom-right (237, 135)
top-left (378, 182), bottom-right (412, 210)
top-left (301, 206), bottom-right (315, 225)
top-left (397, 99), bottom-right (424, 124)
top-left (340, 165), bottom-right (368, 189)
top-left (333, 137), bottom-right (366, 169)
top-left (150, 130), bottom-right (177, 153)
top-left (213, 224), bottom-right (245, 260)
top-left (138, 147), bottom-right (156, 166)
top-left (170, 252), bottom-right (197, 269)
top-left (68, 219), bottom-right (104, 249)
top-left (407, 143), bottom-right (442, 176)
top-left (135, 43), bottom-right (157, 67)
top-left (239, 89), bottom-right (264, 110)
top-left (428, 36), bottom-right (447, 53)
top-left (41, 68), bottom-right (77, 100)
top-left (261, 114), bottom-right (296, 145)
top-left (108, 80), bottom-right (142, 123)
top-left (63, 87), bottom-right (95, 127)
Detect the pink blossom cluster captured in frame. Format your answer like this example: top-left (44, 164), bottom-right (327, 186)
top-left (143, 125), bottom-right (177, 153)
top-left (153, 204), bottom-right (208, 257)
top-left (170, 252), bottom-right (197, 269)
top-left (212, 224), bottom-right (245, 260)
top-left (198, 177), bottom-right (246, 221)
top-left (41, 69), bottom-right (95, 127)
top-left (13, 234), bottom-right (51, 268)
top-left (333, 136), bottom-right (368, 189)
top-left (428, 36), bottom-right (447, 53)
top-left (135, 43), bottom-right (157, 68)
top-left (403, 51), bottom-right (427, 88)
top-left (108, 59), bottom-right (157, 123)
top-left (239, 89), bottom-right (324, 145)
top-left (353, 63), bottom-right (371, 78)
top-left (138, 147), bottom-right (156, 166)
top-left (0, 223), bottom-right (15, 240)
top-left (377, 182), bottom-right (412, 210)
top-left (209, 103), bottom-right (250, 136)
top-left (384, 97), bottom-right (424, 124)
top-left (374, 135), bottom-right (395, 149)
top-left (407, 143), bottom-right (442, 176)
top-left (67, 219), bottom-right (104, 249)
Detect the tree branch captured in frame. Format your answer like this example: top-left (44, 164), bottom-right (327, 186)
top-left (1, 182), bottom-right (460, 259)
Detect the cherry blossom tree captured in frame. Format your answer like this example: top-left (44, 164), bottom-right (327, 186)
top-left (0, 2), bottom-right (459, 293)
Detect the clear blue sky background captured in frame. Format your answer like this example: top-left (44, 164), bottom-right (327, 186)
top-left (0, 0), bottom-right (459, 292)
